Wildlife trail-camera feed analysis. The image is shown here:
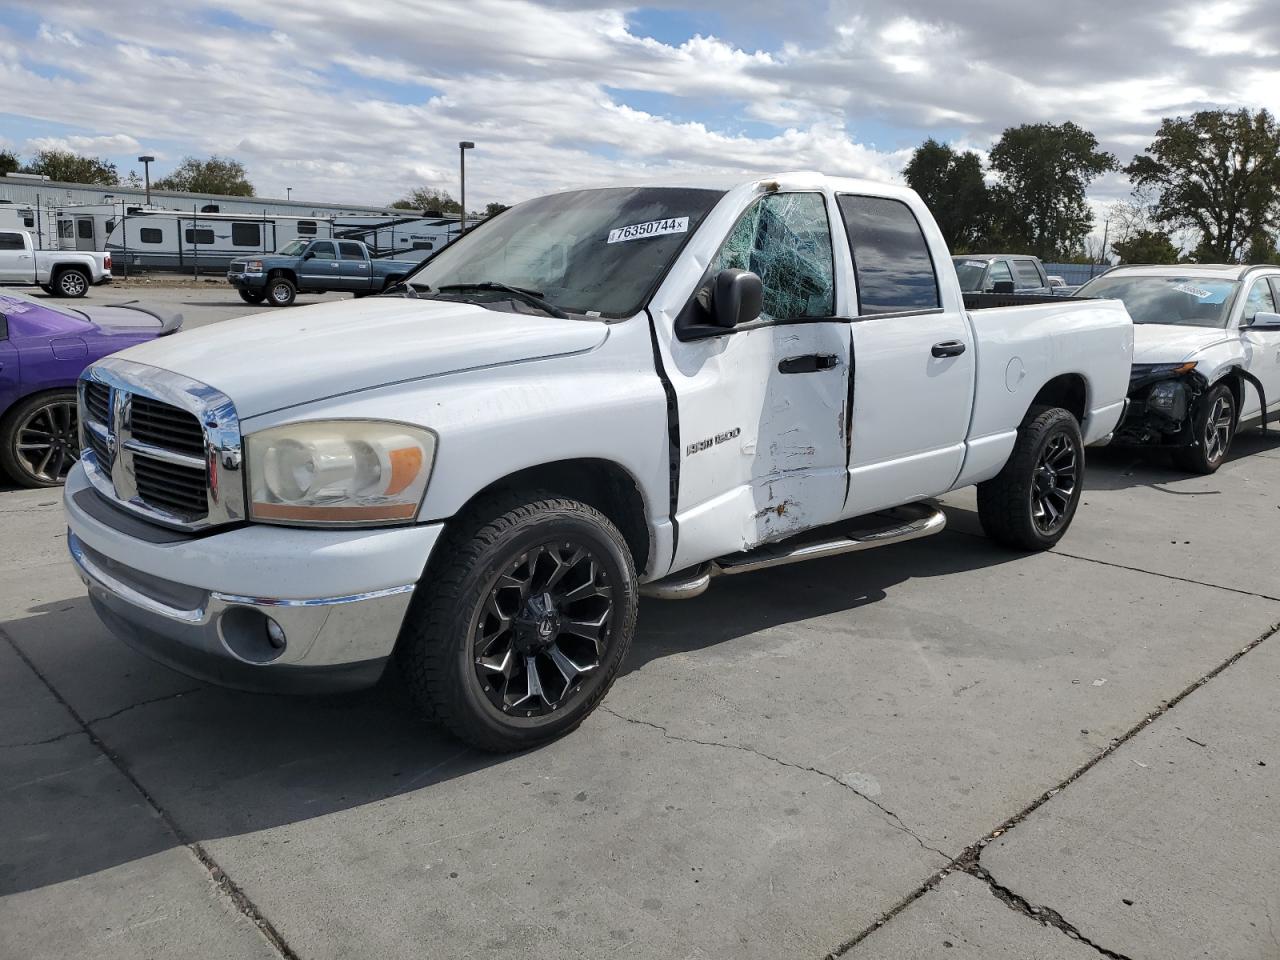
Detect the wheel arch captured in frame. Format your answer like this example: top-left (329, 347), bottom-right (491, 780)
top-left (448, 458), bottom-right (651, 576)
top-left (1026, 372), bottom-right (1087, 423)
top-left (266, 267), bottom-right (297, 285)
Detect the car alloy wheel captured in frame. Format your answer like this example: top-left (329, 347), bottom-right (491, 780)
top-left (1030, 430), bottom-right (1078, 536)
top-left (471, 540), bottom-right (614, 718)
top-left (1203, 391), bottom-right (1233, 466)
top-left (14, 397), bottom-right (80, 483)
top-left (58, 271), bottom-right (88, 297)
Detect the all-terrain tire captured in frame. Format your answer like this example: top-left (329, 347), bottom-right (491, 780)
top-left (395, 491), bottom-right (638, 752)
top-left (1172, 383), bottom-right (1235, 474)
top-left (238, 289), bottom-right (266, 304)
top-left (977, 406), bottom-right (1084, 551)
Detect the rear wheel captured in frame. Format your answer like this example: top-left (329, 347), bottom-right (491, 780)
top-left (977, 406), bottom-right (1084, 551)
top-left (1173, 384), bottom-right (1234, 474)
top-left (266, 276), bottom-right (296, 307)
top-left (54, 268), bottom-right (90, 298)
top-left (396, 492), bottom-right (638, 752)
top-left (0, 390), bottom-right (80, 488)
top-left (238, 289), bottom-right (266, 304)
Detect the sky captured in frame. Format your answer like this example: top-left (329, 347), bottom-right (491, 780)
top-left (0, 0), bottom-right (1277, 215)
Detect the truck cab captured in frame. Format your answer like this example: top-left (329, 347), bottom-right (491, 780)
top-left (952, 253), bottom-right (1054, 296)
top-left (66, 172), bottom-right (1132, 752)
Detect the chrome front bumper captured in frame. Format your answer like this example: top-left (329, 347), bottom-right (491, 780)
top-left (68, 531), bottom-right (416, 693)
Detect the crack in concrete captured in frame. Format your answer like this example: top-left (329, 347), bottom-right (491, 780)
top-left (826, 617), bottom-right (1280, 959)
top-left (600, 705), bottom-right (952, 860)
top-left (964, 862), bottom-right (1136, 960)
top-left (85, 686), bottom-right (205, 726)
top-left (0, 626), bottom-right (298, 960)
top-left (0, 728), bottom-right (84, 749)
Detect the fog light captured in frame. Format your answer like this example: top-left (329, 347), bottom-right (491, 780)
top-left (266, 618), bottom-right (286, 649)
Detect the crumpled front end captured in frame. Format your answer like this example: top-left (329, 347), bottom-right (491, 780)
top-left (1113, 362), bottom-right (1207, 447)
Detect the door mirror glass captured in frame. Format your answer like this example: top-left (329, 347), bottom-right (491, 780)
top-left (991, 280), bottom-right (1015, 294)
top-left (1248, 310), bottom-right (1280, 329)
top-left (710, 269), bottom-right (763, 328)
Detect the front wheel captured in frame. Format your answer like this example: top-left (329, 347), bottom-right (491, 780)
top-left (238, 289), bottom-right (266, 304)
top-left (1173, 383), bottom-right (1235, 474)
top-left (396, 493), bottom-right (638, 752)
top-left (977, 407), bottom-right (1084, 551)
top-left (266, 276), bottom-right (296, 307)
top-left (0, 390), bottom-right (80, 488)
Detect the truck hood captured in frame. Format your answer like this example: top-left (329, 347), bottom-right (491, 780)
top-left (1131, 323), bottom-right (1234, 364)
top-left (114, 296), bottom-right (610, 417)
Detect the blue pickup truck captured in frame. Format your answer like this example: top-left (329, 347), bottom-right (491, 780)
top-left (227, 239), bottom-right (419, 307)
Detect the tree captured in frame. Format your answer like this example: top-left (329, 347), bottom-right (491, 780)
top-left (391, 187), bottom-right (462, 214)
top-left (1127, 109), bottom-right (1280, 263)
top-left (986, 122), bottom-right (1117, 260)
top-left (22, 149), bottom-right (118, 185)
top-left (902, 139), bottom-right (992, 252)
top-left (1112, 229), bottom-right (1181, 264)
top-left (153, 156), bottom-right (254, 196)
top-left (1246, 231), bottom-right (1280, 266)
top-left (484, 201), bottom-right (510, 218)
top-left (0, 150), bottom-right (19, 178)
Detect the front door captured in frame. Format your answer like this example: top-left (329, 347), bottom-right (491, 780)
top-left (301, 240), bottom-right (341, 288)
top-left (1240, 276), bottom-right (1280, 420)
top-left (663, 191), bottom-right (851, 569)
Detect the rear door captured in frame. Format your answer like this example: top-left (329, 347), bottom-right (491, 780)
top-left (0, 231), bottom-right (32, 282)
top-left (1012, 258), bottom-right (1050, 294)
top-left (338, 242), bottom-right (373, 290)
top-left (663, 191), bottom-right (851, 566)
top-left (834, 193), bottom-right (976, 517)
top-left (300, 240), bottom-right (341, 288)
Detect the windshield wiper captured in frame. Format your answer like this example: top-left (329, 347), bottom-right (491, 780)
top-left (379, 280), bottom-right (424, 298)
top-left (436, 282), bottom-right (570, 319)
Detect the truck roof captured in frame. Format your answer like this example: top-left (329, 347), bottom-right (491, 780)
top-left (550, 170), bottom-right (922, 204)
top-left (951, 253), bottom-right (1042, 261)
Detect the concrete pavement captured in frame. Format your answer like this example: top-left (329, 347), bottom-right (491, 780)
top-left (1, 290), bottom-right (1279, 958)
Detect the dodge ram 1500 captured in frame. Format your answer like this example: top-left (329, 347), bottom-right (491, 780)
top-left (64, 172), bottom-right (1134, 751)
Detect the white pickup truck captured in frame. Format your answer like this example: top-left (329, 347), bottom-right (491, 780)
top-left (0, 229), bottom-right (113, 298)
top-left (63, 172), bottom-right (1133, 750)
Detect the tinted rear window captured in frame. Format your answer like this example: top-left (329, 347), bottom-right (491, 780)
top-left (837, 195), bottom-right (940, 315)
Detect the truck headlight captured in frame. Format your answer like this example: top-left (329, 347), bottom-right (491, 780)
top-left (246, 420), bottom-right (435, 525)
top-left (1146, 380), bottom-right (1188, 420)
top-left (246, 260), bottom-right (263, 273)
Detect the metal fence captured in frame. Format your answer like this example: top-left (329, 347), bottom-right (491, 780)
top-left (1042, 262), bottom-right (1110, 287)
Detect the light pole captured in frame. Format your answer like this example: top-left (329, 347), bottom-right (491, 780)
top-left (287, 187), bottom-right (293, 201)
top-left (137, 155), bottom-right (155, 205)
top-left (458, 141), bottom-right (475, 234)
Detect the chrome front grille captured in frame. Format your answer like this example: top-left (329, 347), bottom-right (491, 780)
top-left (78, 358), bottom-right (244, 532)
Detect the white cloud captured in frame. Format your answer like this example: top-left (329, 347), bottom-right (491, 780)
top-left (25, 133), bottom-right (142, 155)
top-left (0, 0), bottom-right (1275, 215)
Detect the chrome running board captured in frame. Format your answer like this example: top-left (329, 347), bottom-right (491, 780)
top-left (640, 502), bottom-right (947, 600)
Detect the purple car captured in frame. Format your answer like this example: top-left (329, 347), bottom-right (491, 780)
top-left (0, 292), bottom-right (181, 487)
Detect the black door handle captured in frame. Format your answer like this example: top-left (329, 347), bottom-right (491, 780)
top-left (778, 354), bottom-right (839, 374)
top-left (931, 340), bottom-right (967, 358)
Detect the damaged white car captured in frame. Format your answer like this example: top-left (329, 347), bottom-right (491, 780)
top-left (64, 172), bottom-right (1133, 751)
top-left (1075, 265), bottom-right (1280, 473)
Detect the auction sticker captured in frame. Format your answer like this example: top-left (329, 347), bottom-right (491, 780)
top-left (1172, 282), bottom-right (1211, 298)
top-left (607, 217), bottom-right (689, 244)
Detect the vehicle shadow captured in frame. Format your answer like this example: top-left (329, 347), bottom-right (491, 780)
top-left (1083, 428), bottom-right (1280, 492)
top-left (0, 522), bottom-right (1019, 895)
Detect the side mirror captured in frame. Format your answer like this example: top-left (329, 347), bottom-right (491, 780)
top-left (991, 280), bottom-right (1015, 294)
top-left (302, 250), bottom-right (315, 260)
top-left (710, 268), bottom-right (763, 329)
top-left (1246, 311), bottom-right (1280, 330)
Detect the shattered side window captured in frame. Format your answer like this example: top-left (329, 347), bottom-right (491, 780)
top-left (711, 193), bottom-right (835, 321)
